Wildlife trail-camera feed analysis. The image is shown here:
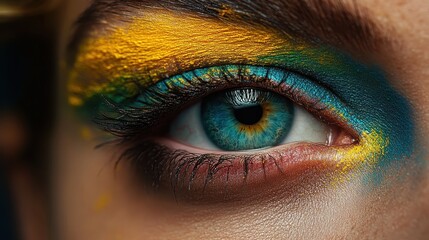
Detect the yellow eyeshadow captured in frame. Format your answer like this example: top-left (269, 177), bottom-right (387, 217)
top-left (69, 10), bottom-right (310, 105)
top-left (328, 129), bottom-right (388, 184)
top-left (336, 129), bottom-right (388, 171)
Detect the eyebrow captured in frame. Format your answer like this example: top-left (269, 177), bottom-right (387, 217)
top-left (69, 0), bottom-right (388, 60)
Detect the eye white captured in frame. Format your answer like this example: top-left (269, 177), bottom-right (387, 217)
top-left (281, 106), bottom-right (328, 144)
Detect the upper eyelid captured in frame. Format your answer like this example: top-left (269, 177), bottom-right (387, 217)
top-left (68, 7), bottom-right (388, 108)
top-left (69, 19), bottom-right (383, 138)
top-left (91, 65), bottom-right (359, 141)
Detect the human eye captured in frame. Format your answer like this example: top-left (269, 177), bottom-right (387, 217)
top-left (68, 10), bottom-right (414, 201)
top-left (170, 82), bottom-right (328, 151)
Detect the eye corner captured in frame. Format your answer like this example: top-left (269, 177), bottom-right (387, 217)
top-left (326, 125), bottom-right (359, 147)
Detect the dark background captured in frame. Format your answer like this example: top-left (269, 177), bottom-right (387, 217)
top-left (0, 2), bottom-right (59, 239)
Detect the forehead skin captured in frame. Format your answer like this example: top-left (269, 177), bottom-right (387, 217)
top-left (53, 0), bottom-right (429, 239)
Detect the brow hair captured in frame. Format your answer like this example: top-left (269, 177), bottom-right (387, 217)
top-left (69, 0), bottom-right (388, 62)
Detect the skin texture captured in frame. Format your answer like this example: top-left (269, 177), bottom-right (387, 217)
top-left (44, 0), bottom-right (429, 239)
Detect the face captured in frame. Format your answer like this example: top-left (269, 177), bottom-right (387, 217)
top-left (51, 0), bottom-right (429, 239)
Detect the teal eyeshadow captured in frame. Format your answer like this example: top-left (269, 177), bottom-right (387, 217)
top-left (258, 47), bottom-right (415, 169)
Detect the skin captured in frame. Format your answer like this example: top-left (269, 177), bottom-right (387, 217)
top-left (8, 0), bottom-right (428, 239)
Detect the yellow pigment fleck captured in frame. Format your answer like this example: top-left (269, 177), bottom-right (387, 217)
top-left (94, 193), bottom-right (111, 212)
top-left (218, 4), bottom-right (236, 17)
top-left (80, 126), bottom-right (93, 140)
top-left (69, 95), bottom-right (83, 106)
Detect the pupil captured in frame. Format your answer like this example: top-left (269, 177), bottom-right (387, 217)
top-left (233, 104), bottom-right (264, 125)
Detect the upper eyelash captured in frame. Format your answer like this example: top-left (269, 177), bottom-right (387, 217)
top-left (93, 64), bottom-right (354, 141)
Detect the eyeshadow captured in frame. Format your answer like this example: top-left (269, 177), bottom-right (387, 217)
top-left (68, 10), bottom-right (416, 182)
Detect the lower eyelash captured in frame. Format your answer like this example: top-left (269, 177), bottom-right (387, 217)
top-left (119, 140), bottom-right (285, 193)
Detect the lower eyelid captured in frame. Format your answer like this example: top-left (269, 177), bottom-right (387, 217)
top-left (123, 139), bottom-right (347, 199)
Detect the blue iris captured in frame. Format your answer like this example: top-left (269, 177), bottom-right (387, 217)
top-left (201, 88), bottom-right (294, 151)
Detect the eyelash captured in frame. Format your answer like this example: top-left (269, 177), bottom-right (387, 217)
top-left (92, 64), bottom-right (358, 192)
